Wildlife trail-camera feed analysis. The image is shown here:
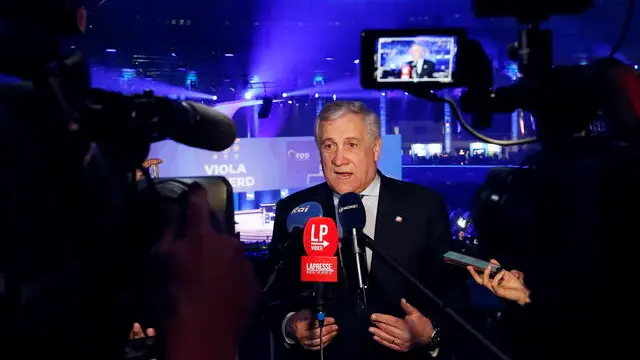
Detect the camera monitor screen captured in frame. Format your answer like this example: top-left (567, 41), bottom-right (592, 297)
top-left (375, 35), bottom-right (458, 84)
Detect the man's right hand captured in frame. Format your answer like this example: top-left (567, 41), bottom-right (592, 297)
top-left (286, 309), bottom-right (338, 350)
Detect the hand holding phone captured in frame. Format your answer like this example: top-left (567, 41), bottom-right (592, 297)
top-left (464, 258), bottom-right (531, 306)
top-left (443, 251), bottom-right (501, 276)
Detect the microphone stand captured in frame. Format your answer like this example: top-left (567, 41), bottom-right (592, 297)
top-left (314, 284), bottom-right (326, 360)
top-left (262, 229), bottom-right (301, 295)
top-left (358, 235), bottom-right (510, 360)
top-left (261, 231), bottom-right (300, 360)
top-left (262, 261), bottom-right (284, 295)
top-left (351, 228), bottom-right (367, 307)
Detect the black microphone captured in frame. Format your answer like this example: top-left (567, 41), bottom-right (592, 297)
top-left (86, 88), bottom-right (237, 152)
top-left (337, 193), bottom-right (367, 302)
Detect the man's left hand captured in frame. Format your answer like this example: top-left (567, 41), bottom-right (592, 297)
top-left (369, 298), bottom-right (434, 352)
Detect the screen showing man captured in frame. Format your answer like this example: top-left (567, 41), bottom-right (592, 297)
top-left (375, 35), bottom-right (457, 83)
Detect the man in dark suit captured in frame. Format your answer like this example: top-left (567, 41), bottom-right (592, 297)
top-left (265, 101), bottom-right (466, 360)
top-left (406, 43), bottom-right (436, 79)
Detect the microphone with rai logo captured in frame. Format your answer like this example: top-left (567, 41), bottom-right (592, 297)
top-left (278, 201), bottom-right (323, 257)
top-left (263, 202), bottom-right (323, 294)
top-left (286, 202), bottom-right (324, 234)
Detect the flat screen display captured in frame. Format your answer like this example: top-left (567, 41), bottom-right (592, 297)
top-left (374, 35), bottom-right (458, 84)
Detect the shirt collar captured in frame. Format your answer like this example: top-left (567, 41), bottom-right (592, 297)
top-left (333, 174), bottom-right (381, 201)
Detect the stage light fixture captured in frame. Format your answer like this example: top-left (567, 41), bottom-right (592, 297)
top-left (258, 97), bottom-right (273, 119)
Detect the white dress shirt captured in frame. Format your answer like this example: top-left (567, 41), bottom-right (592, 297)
top-left (415, 59), bottom-right (424, 77)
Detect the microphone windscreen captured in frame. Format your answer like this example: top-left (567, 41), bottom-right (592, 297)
top-left (337, 192), bottom-right (366, 231)
top-left (286, 202), bottom-right (323, 233)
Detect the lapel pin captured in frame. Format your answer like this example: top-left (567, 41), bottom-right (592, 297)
top-left (395, 216), bottom-right (403, 223)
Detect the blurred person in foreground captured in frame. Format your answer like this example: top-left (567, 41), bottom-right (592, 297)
top-left (265, 101), bottom-right (467, 360)
top-left (0, 2), bottom-right (259, 360)
top-left (154, 183), bottom-right (260, 360)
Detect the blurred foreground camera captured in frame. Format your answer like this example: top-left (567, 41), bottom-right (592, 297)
top-left (471, 0), bottom-right (594, 21)
top-left (137, 176), bottom-right (236, 238)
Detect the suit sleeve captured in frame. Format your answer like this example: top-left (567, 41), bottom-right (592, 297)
top-left (262, 200), bottom-right (304, 348)
top-left (426, 61), bottom-right (436, 78)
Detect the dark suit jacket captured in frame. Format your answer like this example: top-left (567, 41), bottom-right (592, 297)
top-left (407, 60), bottom-right (436, 79)
top-left (264, 173), bottom-right (467, 360)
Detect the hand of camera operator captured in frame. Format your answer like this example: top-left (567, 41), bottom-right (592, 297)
top-left (129, 323), bottom-right (155, 339)
top-left (125, 323), bottom-right (156, 359)
top-left (467, 260), bottom-right (531, 306)
top-left (157, 183), bottom-right (260, 360)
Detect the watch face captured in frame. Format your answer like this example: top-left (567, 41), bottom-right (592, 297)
top-left (431, 328), bottom-right (442, 346)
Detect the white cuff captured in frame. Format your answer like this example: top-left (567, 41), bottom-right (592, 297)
top-left (429, 348), bottom-right (440, 357)
top-left (281, 312), bottom-right (297, 346)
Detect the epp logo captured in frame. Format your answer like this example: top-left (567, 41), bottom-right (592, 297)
top-left (288, 149), bottom-right (311, 161)
top-left (212, 138), bottom-right (241, 160)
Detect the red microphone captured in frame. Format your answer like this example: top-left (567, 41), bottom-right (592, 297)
top-left (301, 217), bottom-right (339, 282)
top-left (401, 65), bottom-right (411, 79)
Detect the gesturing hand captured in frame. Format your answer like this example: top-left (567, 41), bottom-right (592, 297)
top-left (467, 259), bottom-right (530, 305)
top-left (369, 299), bottom-right (434, 352)
top-left (286, 309), bottom-right (339, 351)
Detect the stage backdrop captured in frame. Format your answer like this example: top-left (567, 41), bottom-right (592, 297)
top-left (148, 135), bottom-right (402, 193)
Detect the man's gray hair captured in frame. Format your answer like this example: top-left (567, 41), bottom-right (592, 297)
top-left (314, 100), bottom-right (381, 147)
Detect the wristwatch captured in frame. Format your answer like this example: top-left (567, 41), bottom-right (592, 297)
top-left (428, 324), bottom-right (442, 349)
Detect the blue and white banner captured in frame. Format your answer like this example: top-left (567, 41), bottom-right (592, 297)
top-left (148, 135), bottom-right (402, 193)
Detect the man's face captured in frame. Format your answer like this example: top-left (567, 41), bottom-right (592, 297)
top-left (410, 45), bottom-right (424, 62)
top-left (318, 113), bottom-right (381, 195)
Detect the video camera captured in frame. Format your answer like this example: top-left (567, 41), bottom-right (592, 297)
top-left (360, 0), bottom-right (638, 142)
top-left (0, 1), bottom-right (238, 359)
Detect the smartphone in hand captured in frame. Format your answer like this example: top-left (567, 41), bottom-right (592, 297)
top-left (443, 251), bottom-right (501, 276)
